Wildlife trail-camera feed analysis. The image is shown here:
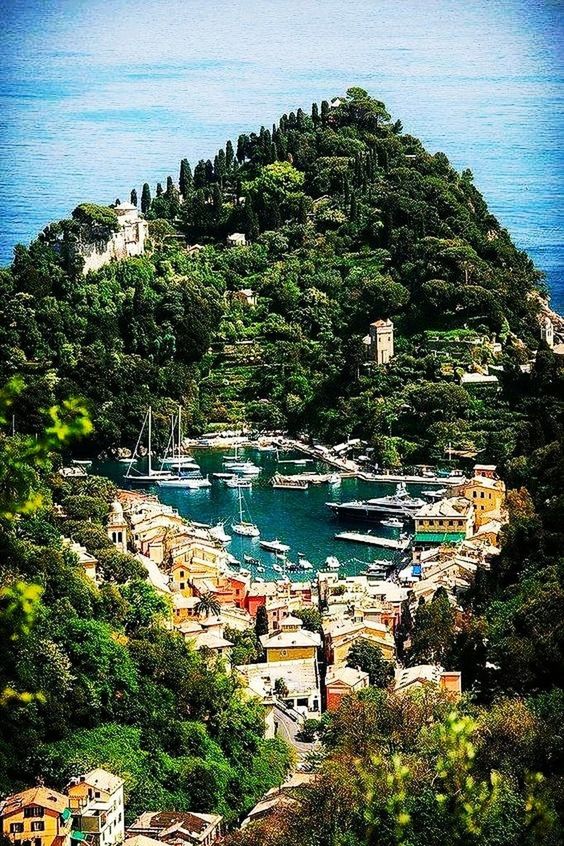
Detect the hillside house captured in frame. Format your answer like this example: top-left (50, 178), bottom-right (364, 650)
top-left (66, 769), bottom-right (124, 846)
top-left (0, 787), bottom-right (72, 846)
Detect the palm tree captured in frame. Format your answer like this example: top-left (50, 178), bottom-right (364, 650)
top-left (195, 591), bottom-right (222, 618)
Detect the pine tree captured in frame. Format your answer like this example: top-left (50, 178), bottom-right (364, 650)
top-left (130, 188), bottom-right (138, 207)
top-left (141, 183), bottom-right (151, 214)
top-left (179, 158), bottom-right (192, 197)
top-left (255, 604), bottom-right (269, 638)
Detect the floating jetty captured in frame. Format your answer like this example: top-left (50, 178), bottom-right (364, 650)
top-left (334, 531), bottom-right (411, 550)
top-left (358, 471), bottom-right (465, 486)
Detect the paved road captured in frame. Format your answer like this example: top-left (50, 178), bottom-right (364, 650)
top-left (273, 704), bottom-right (316, 757)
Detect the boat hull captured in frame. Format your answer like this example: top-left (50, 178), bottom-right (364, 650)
top-left (327, 502), bottom-right (419, 521)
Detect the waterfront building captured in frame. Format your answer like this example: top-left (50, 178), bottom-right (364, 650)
top-left (126, 811), bottom-right (222, 846)
top-left (325, 666), bottom-right (370, 711)
top-left (66, 769), bottom-right (124, 846)
top-left (0, 787), bottom-right (72, 846)
top-left (453, 474), bottom-right (505, 528)
top-left (412, 496), bottom-right (474, 558)
top-left (368, 319), bottom-right (394, 365)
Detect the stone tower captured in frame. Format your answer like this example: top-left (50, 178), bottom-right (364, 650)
top-left (369, 319), bottom-right (394, 364)
top-left (540, 316), bottom-right (554, 348)
top-left (107, 500), bottom-right (128, 553)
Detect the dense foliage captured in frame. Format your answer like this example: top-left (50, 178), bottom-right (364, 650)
top-left (0, 390), bottom-right (292, 822)
top-left (1, 88), bottom-right (560, 467)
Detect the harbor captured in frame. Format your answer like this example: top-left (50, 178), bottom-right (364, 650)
top-left (92, 445), bottom-right (424, 581)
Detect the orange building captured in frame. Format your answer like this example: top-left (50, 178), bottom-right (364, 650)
top-left (0, 787), bottom-right (72, 846)
top-left (325, 667), bottom-right (369, 712)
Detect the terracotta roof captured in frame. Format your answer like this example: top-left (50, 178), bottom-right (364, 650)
top-left (1, 787), bottom-right (69, 816)
top-left (72, 769), bottom-right (124, 794)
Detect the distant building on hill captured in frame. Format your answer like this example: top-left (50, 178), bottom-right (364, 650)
top-left (66, 768), bottom-right (124, 846)
top-left (226, 232), bottom-right (246, 247)
top-left (540, 315), bottom-right (554, 348)
top-left (74, 201), bottom-right (148, 274)
top-left (368, 319), bottom-right (394, 364)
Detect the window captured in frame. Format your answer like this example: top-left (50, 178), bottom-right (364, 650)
top-left (179, 582), bottom-right (185, 590)
top-left (480, 491), bottom-right (484, 498)
top-left (10, 824), bottom-right (24, 834)
top-left (35, 838), bottom-right (42, 846)
top-left (117, 532), bottom-right (123, 543)
top-left (24, 809), bottom-right (44, 819)
top-left (31, 823), bottom-right (44, 832)
top-left (180, 570), bottom-right (185, 577)
top-left (95, 792), bottom-right (100, 799)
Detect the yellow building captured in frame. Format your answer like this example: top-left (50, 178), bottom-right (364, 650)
top-left (323, 617), bottom-right (396, 666)
top-left (0, 787), bottom-right (72, 846)
top-left (454, 475), bottom-right (505, 528)
top-left (260, 616), bottom-right (321, 662)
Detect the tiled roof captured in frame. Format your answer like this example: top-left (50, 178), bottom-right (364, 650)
top-left (1, 787), bottom-right (69, 816)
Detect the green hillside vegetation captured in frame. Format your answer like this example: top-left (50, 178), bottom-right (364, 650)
top-left (0, 384), bottom-right (292, 822)
top-left (1, 88), bottom-right (560, 469)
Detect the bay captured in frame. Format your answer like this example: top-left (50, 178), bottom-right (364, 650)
top-left (1, 0), bottom-right (562, 310)
top-left (95, 448), bottom-right (417, 582)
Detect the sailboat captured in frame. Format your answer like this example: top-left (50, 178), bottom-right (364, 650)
top-left (231, 486), bottom-right (260, 538)
top-left (124, 408), bottom-right (175, 484)
top-left (160, 407), bottom-right (199, 471)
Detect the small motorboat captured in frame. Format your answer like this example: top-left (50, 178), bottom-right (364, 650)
top-left (260, 539), bottom-right (291, 554)
top-left (213, 472), bottom-right (235, 479)
top-left (72, 459), bottom-right (92, 467)
top-left (119, 457), bottom-right (136, 463)
top-left (232, 521), bottom-right (260, 537)
top-left (256, 565), bottom-right (265, 573)
top-left (298, 555), bottom-right (313, 570)
top-left (325, 555), bottom-right (340, 570)
top-left (380, 517), bottom-right (404, 529)
top-left (272, 563), bottom-right (283, 573)
top-left (226, 477), bottom-right (252, 489)
top-left (327, 473), bottom-right (341, 485)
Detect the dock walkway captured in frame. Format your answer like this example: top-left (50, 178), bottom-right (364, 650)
top-left (335, 531), bottom-right (411, 550)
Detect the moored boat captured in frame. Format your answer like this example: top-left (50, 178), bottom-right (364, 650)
top-left (260, 539), bottom-right (290, 554)
top-left (326, 483), bottom-right (425, 521)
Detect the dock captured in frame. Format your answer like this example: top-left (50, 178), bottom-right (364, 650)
top-left (357, 472), bottom-right (465, 486)
top-left (334, 531), bottom-right (411, 550)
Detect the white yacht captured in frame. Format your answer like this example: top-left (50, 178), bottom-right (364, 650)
top-left (210, 522), bottom-right (232, 544)
top-left (260, 539), bottom-right (291, 554)
top-left (325, 555), bottom-right (340, 570)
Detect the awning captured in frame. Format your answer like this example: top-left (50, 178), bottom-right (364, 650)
top-left (413, 532), bottom-right (466, 544)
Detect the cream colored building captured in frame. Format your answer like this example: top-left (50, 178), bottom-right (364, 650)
top-left (66, 769), bottom-right (125, 846)
top-left (369, 319), bottom-right (394, 364)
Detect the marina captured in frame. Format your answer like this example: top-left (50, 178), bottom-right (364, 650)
top-left (94, 445), bottom-right (433, 581)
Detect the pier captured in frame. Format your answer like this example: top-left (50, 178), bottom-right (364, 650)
top-left (334, 531), bottom-right (411, 550)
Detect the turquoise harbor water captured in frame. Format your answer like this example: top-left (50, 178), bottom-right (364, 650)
top-left (95, 448), bottom-right (419, 581)
top-left (1, 0), bottom-right (563, 310)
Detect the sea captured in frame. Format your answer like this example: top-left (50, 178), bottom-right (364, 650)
top-left (95, 448), bottom-right (420, 582)
top-left (1, 0), bottom-right (563, 311)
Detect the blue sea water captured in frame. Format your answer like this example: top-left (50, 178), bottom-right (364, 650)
top-left (0, 0), bottom-right (562, 309)
top-left (95, 448), bottom-right (417, 581)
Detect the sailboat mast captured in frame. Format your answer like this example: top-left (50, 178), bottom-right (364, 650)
top-left (148, 406), bottom-right (152, 475)
top-left (178, 405), bottom-right (182, 471)
top-left (239, 486), bottom-right (244, 522)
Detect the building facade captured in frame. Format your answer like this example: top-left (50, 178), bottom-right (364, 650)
top-left (369, 319), bottom-right (394, 365)
top-left (66, 769), bottom-right (124, 846)
top-left (0, 788), bottom-right (72, 846)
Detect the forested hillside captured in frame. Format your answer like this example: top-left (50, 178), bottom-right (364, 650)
top-left (0, 384), bottom-right (292, 821)
top-left (1, 88), bottom-right (559, 468)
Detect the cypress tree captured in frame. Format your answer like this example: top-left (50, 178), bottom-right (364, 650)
top-left (311, 102), bottom-right (319, 126)
top-left (236, 134), bottom-right (248, 163)
top-left (296, 107), bottom-right (305, 130)
top-left (115, 198), bottom-right (120, 206)
top-left (130, 188), bottom-right (138, 207)
top-left (141, 183), bottom-right (151, 214)
top-left (156, 182), bottom-right (163, 197)
top-left (214, 149), bottom-right (226, 185)
top-left (349, 191), bottom-right (358, 222)
top-left (204, 159), bottom-right (214, 183)
top-left (179, 159), bottom-right (192, 197)
top-left (211, 184), bottom-right (222, 217)
top-left (255, 604), bottom-right (269, 638)
top-left (225, 140), bottom-right (234, 170)
top-left (193, 160), bottom-right (206, 189)
top-left (166, 176), bottom-right (174, 195)
top-left (321, 100), bottom-right (329, 125)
